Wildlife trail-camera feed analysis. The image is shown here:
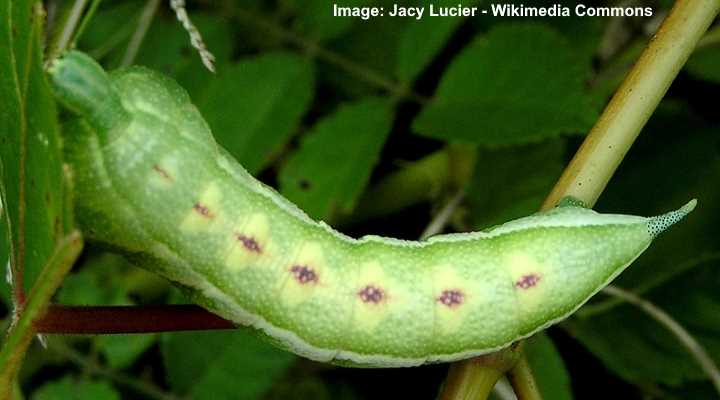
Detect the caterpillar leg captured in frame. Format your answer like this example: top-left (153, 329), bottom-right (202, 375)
top-left (556, 196), bottom-right (587, 208)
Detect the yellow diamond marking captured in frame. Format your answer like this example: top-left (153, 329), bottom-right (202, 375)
top-left (432, 266), bottom-right (471, 335)
top-left (180, 182), bottom-right (223, 232)
top-left (353, 262), bottom-right (407, 332)
top-left (505, 253), bottom-right (550, 311)
top-left (280, 241), bottom-right (331, 307)
top-left (223, 213), bottom-right (270, 271)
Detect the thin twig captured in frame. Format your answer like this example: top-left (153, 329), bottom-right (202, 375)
top-left (47, 0), bottom-right (88, 63)
top-left (578, 252), bottom-right (720, 318)
top-left (120, 0), bottom-right (160, 68)
top-left (420, 190), bottom-right (465, 240)
top-left (88, 24), bottom-right (135, 60)
top-left (71, 0), bottom-right (103, 49)
top-left (602, 285), bottom-right (720, 395)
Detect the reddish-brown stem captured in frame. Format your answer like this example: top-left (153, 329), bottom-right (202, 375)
top-left (35, 304), bottom-right (235, 334)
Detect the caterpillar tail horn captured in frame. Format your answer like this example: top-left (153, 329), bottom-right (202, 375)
top-left (647, 199), bottom-right (697, 238)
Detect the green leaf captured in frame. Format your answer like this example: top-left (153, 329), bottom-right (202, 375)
top-left (279, 98), bottom-right (394, 221)
top-left (663, 381), bottom-right (718, 400)
top-left (291, 0), bottom-right (365, 42)
top-left (32, 376), bottom-right (120, 400)
top-left (545, 14), bottom-right (603, 67)
top-left (525, 333), bottom-right (573, 400)
top-left (686, 44), bottom-right (720, 83)
top-left (569, 261), bottom-right (720, 386)
top-left (413, 23), bottom-right (596, 146)
top-left (97, 334), bottom-right (157, 370)
top-left (198, 53), bottom-right (314, 174)
top-left (57, 271), bottom-right (108, 306)
top-left (466, 140), bottom-right (566, 229)
top-left (0, 0), bottom-right (69, 297)
top-left (0, 194), bottom-right (9, 307)
top-left (321, 15), bottom-right (406, 98)
top-left (395, 0), bottom-right (480, 83)
top-left (494, 1), bottom-right (604, 66)
top-left (567, 278), bottom-right (719, 388)
top-left (57, 254), bottom-right (129, 305)
top-left (161, 330), bottom-right (295, 400)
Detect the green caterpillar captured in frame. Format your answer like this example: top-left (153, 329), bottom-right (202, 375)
top-left (49, 51), bottom-right (695, 368)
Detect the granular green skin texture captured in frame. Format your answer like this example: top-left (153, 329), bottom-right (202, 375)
top-left (51, 51), bottom-right (696, 367)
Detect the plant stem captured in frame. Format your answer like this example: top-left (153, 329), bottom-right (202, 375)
top-left (506, 352), bottom-right (542, 400)
top-left (440, 348), bottom-right (521, 400)
top-left (440, 1), bottom-right (720, 399)
top-left (601, 286), bottom-right (720, 396)
top-left (543, 0), bottom-right (720, 209)
top-left (35, 304), bottom-right (234, 334)
top-left (0, 231), bottom-right (83, 399)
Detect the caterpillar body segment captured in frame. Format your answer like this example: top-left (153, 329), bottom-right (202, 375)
top-left (51, 51), bottom-right (695, 367)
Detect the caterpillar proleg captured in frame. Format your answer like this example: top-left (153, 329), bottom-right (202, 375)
top-left (49, 51), bottom-right (696, 368)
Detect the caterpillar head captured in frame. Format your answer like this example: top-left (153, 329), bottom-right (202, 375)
top-left (50, 51), bottom-right (216, 153)
top-left (49, 51), bottom-right (129, 134)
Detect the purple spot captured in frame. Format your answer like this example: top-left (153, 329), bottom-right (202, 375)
top-left (358, 285), bottom-right (385, 304)
top-left (515, 274), bottom-right (541, 290)
top-left (193, 202), bottom-right (213, 218)
top-left (437, 289), bottom-right (464, 308)
top-left (235, 233), bottom-right (261, 253)
top-left (291, 265), bottom-right (318, 284)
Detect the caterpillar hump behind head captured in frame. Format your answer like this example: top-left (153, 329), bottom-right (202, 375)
top-left (49, 51), bottom-right (696, 367)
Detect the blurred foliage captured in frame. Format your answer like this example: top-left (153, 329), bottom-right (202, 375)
top-left (0, 0), bottom-right (717, 399)
top-left (161, 330), bottom-right (295, 399)
top-left (32, 376), bottom-right (121, 400)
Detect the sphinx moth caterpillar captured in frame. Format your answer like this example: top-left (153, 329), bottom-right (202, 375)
top-left (49, 51), bottom-right (695, 368)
